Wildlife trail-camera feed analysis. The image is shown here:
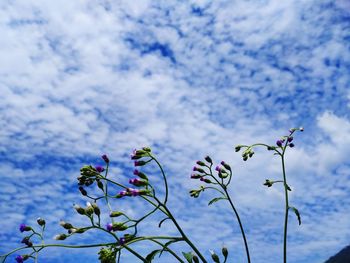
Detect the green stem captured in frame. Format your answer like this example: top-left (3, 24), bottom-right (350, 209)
top-left (224, 188), bottom-right (251, 263)
top-left (281, 153), bottom-right (289, 263)
top-left (150, 155), bottom-right (169, 205)
top-left (159, 203), bottom-right (207, 263)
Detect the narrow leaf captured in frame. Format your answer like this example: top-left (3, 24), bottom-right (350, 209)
top-left (208, 197), bottom-right (226, 206)
top-left (145, 250), bottom-right (161, 262)
top-left (182, 252), bottom-right (193, 263)
top-left (289, 206), bottom-right (301, 225)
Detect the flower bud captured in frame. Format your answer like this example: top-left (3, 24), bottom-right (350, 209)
top-left (85, 202), bottom-right (94, 215)
top-left (220, 161), bottom-right (231, 171)
top-left (193, 166), bottom-right (205, 173)
top-left (210, 250), bottom-right (220, 263)
top-left (196, 160), bottom-right (206, 166)
top-left (133, 169), bottom-right (148, 180)
top-left (97, 180), bottom-right (104, 190)
top-left (79, 186), bottom-right (87, 196)
top-left (189, 189), bottom-right (200, 198)
top-left (37, 218), bottom-right (46, 226)
top-left (54, 234), bottom-right (67, 240)
top-left (95, 165), bottom-right (105, 173)
top-left (101, 154), bottom-right (110, 163)
top-left (15, 255), bottom-right (29, 263)
top-left (204, 156), bottom-right (213, 163)
top-left (193, 255), bottom-right (200, 263)
top-left (200, 178), bottom-right (212, 184)
top-left (74, 204), bottom-right (86, 215)
top-left (235, 145), bottom-right (242, 152)
top-left (190, 173), bottom-right (202, 179)
top-left (142, 147), bottom-right (152, 152)
top-left (110, 211), bottom-right (124, 217)
top-left (91, 203), bottom-right (101, 216)
top-left (287, 136), bottom-right (293, 142)
top-left (263, 179), bottom-right (273, 187)
top-left (289, 143), bottom-right (295, 148)
top-left (70, 228), bottom-right (86, 234)
top-left (276, 140), bottom-right (283, 147)
top-left (60, 221), bottom-right (74, 230)
top-left (267, 146), bottom-right (275, 151)
top-left (19, 224), bottom-right (31, 233)
top-left (134, 160), bottom-right (146, 166)
top-left (112, 222), bottom-right (128, 231)
top-left (222, 246), bottom-right (228, 259)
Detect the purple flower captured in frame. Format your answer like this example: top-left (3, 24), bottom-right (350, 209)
top-left (15, 255), bottom-right (24, 263)
top-left (19, 224), bottom-right (28, 233)
top-left (95, 166), bottom-right (105, 173)
top-left (133, 169), bottom-right (139, 175)
top-left (130, 188), bottom-right (139, 196)
top-left (119, 237), bottom-right (126, 245)
top-left (215, 166), bottom-right (221, 172)
top-left (192, 166), bottom-right (198, 171)
top-left (289, 143), bottom-right (295, 148)
top-left (101, 154), bottom-right (109, 163)
top-left (287, 136), bottom-right (293, 142)
top-left (276, 140), bottom-right (283, 147)
top-left (118, 190), bottom-right (127, 197)
top-left (106, 223), bottom-right (113, 232)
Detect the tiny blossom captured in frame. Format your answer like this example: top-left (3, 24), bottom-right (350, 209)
top-left (119, 237), bottom-right (126, 245)
top-left (95, 165), bottom-right (105, 173)
top-left (15, 255), bottom-right (24, 263)
top-left (106, 223), bottom-right (113, 232)
top-left (101, 154), bottom-right (110, 163)
top-left (19, 224), bottom-right (28, 233)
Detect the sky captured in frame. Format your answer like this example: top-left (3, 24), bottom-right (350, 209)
top-left (0, 0), bottom-right (349, 262)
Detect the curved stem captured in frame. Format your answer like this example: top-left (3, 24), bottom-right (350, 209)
top-left (150, 155), bottom-right (169, 205)
top-left (157, 201), bottom-right (207, 263)
top-left (224, 188), bottom-right (251, 263)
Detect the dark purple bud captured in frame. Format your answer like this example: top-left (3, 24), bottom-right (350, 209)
top-left (287, 136), bottom-right (293, 142)
top-left (289, 143), bottom-right (295, 148)
top-left (204, 156), bottom-right (213, 163)
top-left (276, 140), bottom-right (283, 147)
top-left (196, 160), bottom-right (205, 166)
top-left (79, 186), bottom-right (87, 196)
top-left (221, 161), bottom-right (231, 171)
top-left (119, 237), bottom-right (126, 245)
top-left (19, 224), bottom-right (31, 233)
top-left (133, 169), bottom-right (139, 175)
top-left (95, 166), bottom-right (105, 173)
top-left (191, 173), bottom-right (201, 179)
top-left (36, 218), bottom-right (46, 226)
top-left (15, 255), bottom-right (24, 263)
top-left (193, 166), bottom-right (205, 173)
top-left (134, 161), bottom-right (146, 166)
top-left (106, 223), bottom-right (113, 232)
top-left (215, 166), bottom-right (221, 172)
top-left (101, 154), bottom-right (110, 163)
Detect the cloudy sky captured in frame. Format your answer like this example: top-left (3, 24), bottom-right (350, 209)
top-left (0, 0), bottom-right (349, 262)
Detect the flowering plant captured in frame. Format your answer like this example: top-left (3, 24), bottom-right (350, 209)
top-left (1, 128), bottom-right (303, 263)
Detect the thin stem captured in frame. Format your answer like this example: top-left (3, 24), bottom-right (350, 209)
top-left (150, 155), bottom-right (169, 205)
top-left (281, 153), bottom-right (289, 263)
top-left (223, 188), bottom-right (251, 263)
top-left (158, 202), bottom-right (207, 263)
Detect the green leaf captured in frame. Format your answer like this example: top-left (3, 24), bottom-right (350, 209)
top-left (145, 250), bottom-right (161, 262)
top-left (182, 252), bottom-right (193, 263)
top-left (289, 206), bottom-right (301, 225)
top-left (208, 197), bottom-right (227, 206)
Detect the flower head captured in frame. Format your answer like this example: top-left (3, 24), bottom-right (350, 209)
top-left (101, 154), bottom-right (109, 163)
top-left (19, 224), bottom-right (30, 233)
top-left (106, 223), bottom-right (113, 232)
top-left (15, 255), bottom-right (24, 263)
top-left (276, 140), bottom-right (283, 147)
top-left (119, 237), bottom-right (126, 245)
top-left (95, 165), bottom-right (105, 173)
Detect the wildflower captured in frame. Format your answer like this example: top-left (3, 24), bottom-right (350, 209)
top-left (95, 166), bottom-right (105, 173)
top-left (19, 224), bottom-right (31, 233)
top-left (106, 223), bottom-right (113, 232)
top-left (101, 154), bottom-right (109, 163)
top-left (276, 140), bottom-right (283, 147)
top-left (119, 237), bottom-right (126, 245)
top-left (36, 218), bottom-right (46, 226)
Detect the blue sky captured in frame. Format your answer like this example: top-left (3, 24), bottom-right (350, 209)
top-left (0, 0), bottom-right (349, 262)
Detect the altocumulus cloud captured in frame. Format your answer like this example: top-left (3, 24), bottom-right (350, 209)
top-left (0, 0), bottom-right (349, 262)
